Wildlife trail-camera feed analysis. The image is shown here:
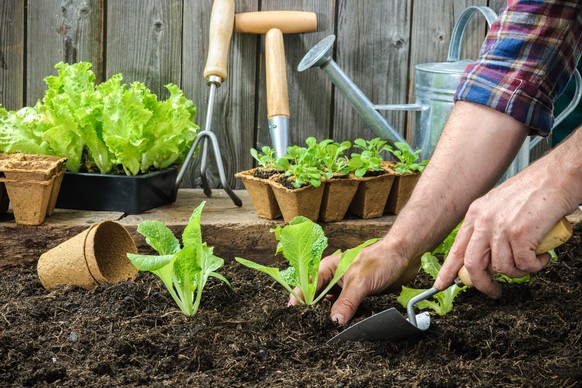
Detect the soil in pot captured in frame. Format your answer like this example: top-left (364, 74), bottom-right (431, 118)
top-left (235, 168), bottom-right (282, 220)
top-left (270, 176), bottom-right (324, 223)
top-left (319, 176), bottom-right (359, 222)
top-left (349, 170), bottom-right (395, 219)
top-left (0, 222), bottom-right (580, 386)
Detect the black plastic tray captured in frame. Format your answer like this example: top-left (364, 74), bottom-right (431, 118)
top-left (55, 168), bottom-right (178, 213)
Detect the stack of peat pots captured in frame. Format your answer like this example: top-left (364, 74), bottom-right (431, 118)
top-left (238, 161), bottom-right (421, 224)
top-left (0, 153), bottom-right (67, 225)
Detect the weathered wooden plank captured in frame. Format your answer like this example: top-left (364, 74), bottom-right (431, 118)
top-left (0, 0), bottom-right (24, 110)
top-left (105, 0), bottom-right (182, 99)
top-left (255, 0), bottom-right (335, 150)
top-left (26, 0), bottom-right (104, 106)
top-left (333, 0), bottom-right (412, 145)
top-left (0, 189), bottom-right (397, 269)
top-left (405, 0), bottom-right (488, 144)
top-left (180, 0), bottom-right (260, 190)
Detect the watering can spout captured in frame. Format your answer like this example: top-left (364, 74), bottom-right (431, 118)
top-left (298, 35), bottom-right (409, 148)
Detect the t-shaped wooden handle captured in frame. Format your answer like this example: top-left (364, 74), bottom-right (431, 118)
top-left (234, 11), bottom-right (317, 34)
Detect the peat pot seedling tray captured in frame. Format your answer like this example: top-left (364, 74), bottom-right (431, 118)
top-left (56, 168), bottom-right (178, 213)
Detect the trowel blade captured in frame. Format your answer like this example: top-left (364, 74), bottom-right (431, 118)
top-left (327, 308), bottom-right (430, 344)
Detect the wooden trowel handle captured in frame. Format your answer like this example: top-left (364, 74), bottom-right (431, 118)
top-left (457, 216), bottom-right (573, 286)
top-left (203, 0), bottom-right (235, 81)
top-left (265, 28), bottom-right (290, 119)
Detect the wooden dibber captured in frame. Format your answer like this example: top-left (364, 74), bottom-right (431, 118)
top-left (234, 11), bottom-right (317, 157)
top-left (457, 216), bottom-right (573, 287)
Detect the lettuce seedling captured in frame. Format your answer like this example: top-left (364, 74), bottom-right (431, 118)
top-left (276, 138), bottom-right (325, 188)
top-left (127, 201), bottom-right (229, 316)
top-left (235, 216), bottom-right (378, 305)
top-left (250, 145), bottom-right (279, 170)
top-left (389, 142), bottom-right (428, 174)
top-left (315, 139), bottom-right (352, 179)
top-left (397, 224), bottom-right (466, 316)
top-left (348, 137), bottom-right (392, 177)
top-left (397, 251), bottom-right (467, 316)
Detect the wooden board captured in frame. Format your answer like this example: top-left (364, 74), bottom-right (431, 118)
top-left (0, 189), bottom-right (397, 269)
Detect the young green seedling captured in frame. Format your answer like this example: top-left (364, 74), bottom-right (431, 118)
top-left (348, 137), bottom-right (392, 177)
top-left (250, 145), bottom-right (279, 170)
top-left (276, 137), bottom-right (325, 188)
top-left (316, 139), bottom-right (351, 179)
top-left (390, 142), bottom-right (428, 174)
top-left (236, 216), bottom-right (378, 305)
top-left (127, 201), bottom-right (229, 316)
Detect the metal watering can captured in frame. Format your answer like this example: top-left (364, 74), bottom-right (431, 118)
top-left (298, 6), bottom-right (581, 179)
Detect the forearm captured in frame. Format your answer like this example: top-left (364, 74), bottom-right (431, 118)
top-left (522, 126), bottom-right (582, 213)
top-left (382, 101), bottom-right (529, 259)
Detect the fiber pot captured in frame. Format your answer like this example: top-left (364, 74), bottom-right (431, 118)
top-left (319, 176), bottom-right (359, 222)
top-left (385, 172), bottom-right (421, 215)
top-left (235, 168), bottom-right (282, 220)
top-left (270, 176), bottom-right (324, 223)
top-left (1, 175), bottom-right (57, 225)
top-left (37, 221), bottom-right (138, 292)
top-left (0, 153), bottom-right (67, 224)
top-left (349, 172), bottom-right (395, 219)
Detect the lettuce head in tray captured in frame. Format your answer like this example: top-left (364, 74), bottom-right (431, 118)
top-left (0, 61), bottom-right (199, 175)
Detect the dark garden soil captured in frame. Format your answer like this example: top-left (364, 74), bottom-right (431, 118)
top-left (1, 224), bottom-right (581, 387)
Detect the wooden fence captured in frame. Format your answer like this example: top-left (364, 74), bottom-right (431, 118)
top-left (1, 0), bottom-right (509, 189)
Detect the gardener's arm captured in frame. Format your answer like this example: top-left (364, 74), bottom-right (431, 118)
top-left (435, 126), bottom-right (582, 297)
top-left (289, 101), bottom-right (529, 324)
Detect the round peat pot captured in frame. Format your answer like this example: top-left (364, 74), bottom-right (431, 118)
top-left (37, 221), bottom-right (138, 291)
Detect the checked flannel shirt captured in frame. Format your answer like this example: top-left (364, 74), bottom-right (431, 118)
top-left (454, 0), bottom-right (582, 135)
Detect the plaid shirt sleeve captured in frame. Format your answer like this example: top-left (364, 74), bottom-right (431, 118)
top-left (454, 0), bottom-right (582, 135)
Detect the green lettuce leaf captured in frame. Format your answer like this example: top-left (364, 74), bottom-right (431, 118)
top-left (236, 216), bottom-right (379, 305)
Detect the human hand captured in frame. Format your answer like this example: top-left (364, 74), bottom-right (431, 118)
top-left (434, 172), bottom-right (573, 298)
top-left (288, 239), bottom-right (419, 325)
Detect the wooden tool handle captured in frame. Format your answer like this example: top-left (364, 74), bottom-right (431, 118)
top-left (457, 217), bottom-right (573, 286)
top-left (265, 28), bottom-right (290, 119)
top-left (203, 0), bottom-right (235, 81)
top-left (234, 11), bottom-right (317, 34)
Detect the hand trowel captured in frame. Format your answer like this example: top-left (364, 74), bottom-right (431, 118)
top-left (329, 216), bottom-right (573, 344)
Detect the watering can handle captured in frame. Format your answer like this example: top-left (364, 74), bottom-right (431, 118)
top-left (447, 6), bottom-right (498, 62)
top-left (529, 68), bottom-right (582, 149)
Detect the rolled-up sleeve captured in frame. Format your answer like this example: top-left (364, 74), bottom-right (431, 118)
top-left (454, 0), bottom-right (582, 135)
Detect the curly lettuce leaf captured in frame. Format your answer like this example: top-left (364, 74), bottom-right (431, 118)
top-left (0, 105), bottom-right (51, 155)
top-left (40, 61), bottom-right (109, 172)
